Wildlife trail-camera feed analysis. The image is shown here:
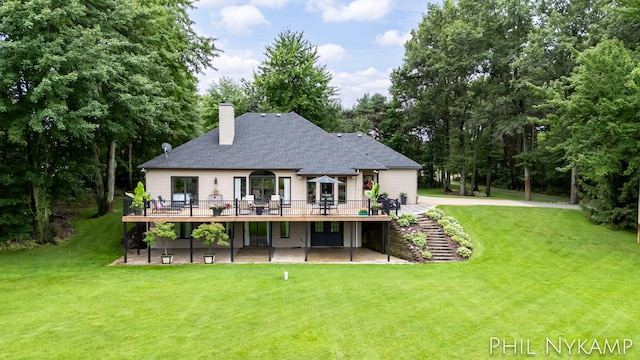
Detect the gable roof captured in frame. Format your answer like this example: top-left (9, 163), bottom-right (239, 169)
top-left (139, 112), bottom-right (421, 174)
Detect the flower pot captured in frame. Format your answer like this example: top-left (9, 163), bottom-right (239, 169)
top-left (203, 254), bottom-right (215, 264)
top-left (400, 194), bottom-right (407, 205)
top-left (212, 209), bottom-right (222, 216)
top-left (134, 209), bottom-right (142, 215)
top-left (371, 209), bottom-right (379, 215)
top-left (161, 254), bottom-right (173, 264)
top-left (255, 207), bottom-right (263, 215)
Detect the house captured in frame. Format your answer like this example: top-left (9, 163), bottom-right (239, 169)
top-left (122, 103), bottom-right (422, 262)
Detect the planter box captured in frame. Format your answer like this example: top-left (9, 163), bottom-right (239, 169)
top-left (203, 254), bottom-right (215, 264)
top-left (161, 254), bottom-right (173, 264)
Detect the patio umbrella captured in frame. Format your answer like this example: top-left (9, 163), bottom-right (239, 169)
top-left (307, 175), bottom-right (343, 184)
top-left (307, 175), bottom-right (342, 215)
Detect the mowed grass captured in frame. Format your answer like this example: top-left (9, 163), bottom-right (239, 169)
top-left (1, 206), bottom-right (639, 359)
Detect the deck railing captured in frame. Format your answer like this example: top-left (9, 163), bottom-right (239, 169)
top-left (123, 198), bottom-right (398, 217)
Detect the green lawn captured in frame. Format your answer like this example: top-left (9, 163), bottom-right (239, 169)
top-left (1, 205), bottom-right (638, 359)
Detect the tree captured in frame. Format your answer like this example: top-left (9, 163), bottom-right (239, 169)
top-left (253, 29), bottom-right (338, 130)
top-left (343, 93), bottom-right (389, 139)
top-left (549, 39), bottom-right (640, 228)
top-left (391, 0), bottom-right (490, 194)
top-left (0, 0), bottom-right (218, 243)
top-left (200, 77), bottom-right (254, 131)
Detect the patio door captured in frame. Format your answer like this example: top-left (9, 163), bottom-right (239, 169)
top-left (244, 222), bottom-right (269, 247)
top-left (311, 221), bottom-right (343, 247)
top-left (249, 170), bottom-right (275, 203)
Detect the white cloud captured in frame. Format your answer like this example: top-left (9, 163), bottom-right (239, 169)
top-left (375, 29), bottom-right (411, 46)
top-left (220, 5), bottom-right (270, 34)
top-left (193, 0), bottom-right (236, 8)
top-left (196, 51), bottom-right (261, 93)
top-left (250, 0), bottom-right (289, 7)
top-left (317, 43), bottom-right (346, 61)
top-left (194, 0), bottom-right (288, 8)
top-left (307, 0), bottom-right (393, 22)
top-left (330, 67), bottom-right (392, 108)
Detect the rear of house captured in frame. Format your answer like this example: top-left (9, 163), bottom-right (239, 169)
top-left (121, 104), bottom-right (421, 261)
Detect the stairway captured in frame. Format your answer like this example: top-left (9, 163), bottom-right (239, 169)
top-left (417, 215), bottom-right (459, 261)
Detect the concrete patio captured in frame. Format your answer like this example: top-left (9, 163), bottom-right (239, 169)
top-left (110, 246), bottom-right (409, 265)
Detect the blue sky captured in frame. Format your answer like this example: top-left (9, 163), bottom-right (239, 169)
top-left (188, 0), bottom-right (435, 108)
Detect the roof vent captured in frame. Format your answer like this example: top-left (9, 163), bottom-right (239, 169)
top-left (357, 133), bottom-right (363, 137)
top-left (261, 113), bottom-right (266, 117)
top-left (337, 133), bottom-right (342, 137)
top-left (276, 113), bottom-right (281, 117)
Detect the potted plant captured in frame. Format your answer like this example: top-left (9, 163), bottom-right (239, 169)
top-left (192, 222), bottom-right (230, 264)
top-left (364, 181), bottom-right (382, 214)
top-left (125, 181), bottom-right (151, 215)
top-left (143, 222), bottom-right (177, 264)
top-left (400, 192), bottom-right (407, 205)
top-left (213, 177), bottom-right (219, 195)
top-left (358, 209), bottom-right (368, 216)
top-left (209, 203), bottom-right (231, 216)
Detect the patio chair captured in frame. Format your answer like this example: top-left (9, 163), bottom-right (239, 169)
top-left (168, 200), bottom-right (185, 212)
top-left (243, 195), bottom-right (255, 205)
top-left (239, 200), bottom-right (252, 215)
top-left (150, 199), bottom-right (162, 214)
top-left (268, 199), bottom-right (280, 214)
top-left (270, 194), bottom-right (280, 201)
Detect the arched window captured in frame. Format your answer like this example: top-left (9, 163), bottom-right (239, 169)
top-left (249, 170), bottom-right (276, 203)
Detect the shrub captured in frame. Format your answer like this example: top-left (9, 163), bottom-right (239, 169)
top-left (411, 232), bottom-right (427, 248)
top-left (451, 234), bottom-right (472, 248)
top-left (399, 213), bottom-right (417, 224)
top-left (456, 246), bottom-right (472, 258)
top-left (421, 250), bottom-right (433, 260)
top-left (426, 208), bottom-right (445, 220)
top-left (144, 222), bottom-right (177, 255)
top-left (442, 223), bottom-right (463, 237)
top-left (192, 222), bottom-right (230, 254)
top-left (398, 218), bottom-right (411, 227)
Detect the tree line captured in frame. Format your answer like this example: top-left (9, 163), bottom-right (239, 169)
top-left (387, 0), bottom-right (640, 229)
top-left (203, 0), bottom-right (640, 230)
top-left (1, 0), bottom-right (639, 245)
top-left (0, 0), bottom-right (218, 243)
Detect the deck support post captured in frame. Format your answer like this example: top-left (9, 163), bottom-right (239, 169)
top-left (123, 222), bottom-right (128, 264)
top-left (350, 221), bottom-right (353, 262)
top-left (230, 223), bottom-right (235, 263)
top-left (268, 222), bottom-right (272, 262)
top-left (304, 222), bottom-right (308, 262)
top-left (387, 220), bottom-right (391, 262)
top-left (190, 235), bottom-right (193, 263)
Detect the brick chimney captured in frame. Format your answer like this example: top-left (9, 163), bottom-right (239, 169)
top-left (218, 103), bottom-right (235, 145)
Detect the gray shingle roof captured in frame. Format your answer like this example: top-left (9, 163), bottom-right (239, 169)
top-left (334, 132), bottom-right (422, 169)
top-left (139, 112), bottom-right (421, 174)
